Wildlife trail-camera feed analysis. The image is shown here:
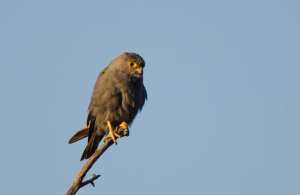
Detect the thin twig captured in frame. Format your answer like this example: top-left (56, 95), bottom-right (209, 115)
top-left (66, 128), bottom-right (127, 195)
top-left (80, 174), bottom-right (101, 188)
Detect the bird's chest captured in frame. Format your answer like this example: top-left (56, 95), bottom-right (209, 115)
top-left (91, 80), bottom-right (141, 126)
top-left (120, 86), bottom-right (138, 110)
top-left (115, 83), bottom-right (140, 121)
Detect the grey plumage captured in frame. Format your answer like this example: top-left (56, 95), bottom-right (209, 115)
top-left (69, 52), bottom-right (147, 160)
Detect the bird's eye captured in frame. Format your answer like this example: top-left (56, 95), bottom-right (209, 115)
top-left (128, 61), bottom-right (136, 67)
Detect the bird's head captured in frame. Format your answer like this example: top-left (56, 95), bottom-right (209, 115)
top-left (115, 52), bottom-right (145, 80)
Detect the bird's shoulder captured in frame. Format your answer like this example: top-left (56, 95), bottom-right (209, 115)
top-left (97, 66), bottom-right (109, 79)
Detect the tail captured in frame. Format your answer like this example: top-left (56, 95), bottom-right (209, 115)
top-left (68, 123), bottom-right (105, 160)
top-left (80, 132), bottom-right (104, 160)
top-left (68, 126), bottom-right (89, 144)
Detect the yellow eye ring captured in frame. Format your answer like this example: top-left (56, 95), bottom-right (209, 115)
top-left (128, 61), bottom-right (136, 67)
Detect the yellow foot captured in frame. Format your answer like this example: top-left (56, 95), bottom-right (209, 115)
top-left (118, 122), bottom-right (129, 136)
top-left (104, 121), bottom-right (121, 144)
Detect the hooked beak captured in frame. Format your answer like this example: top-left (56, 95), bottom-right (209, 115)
top-left (135, 67), bottom-right (143, 76)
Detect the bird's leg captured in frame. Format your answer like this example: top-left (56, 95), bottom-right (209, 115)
top-left (117, 122), bottom-right (129, 136)
top-left (104, 121), bottom-right (121, 144)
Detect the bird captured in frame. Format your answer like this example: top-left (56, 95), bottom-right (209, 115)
top-left (68, 52), bottom-right (147, 160)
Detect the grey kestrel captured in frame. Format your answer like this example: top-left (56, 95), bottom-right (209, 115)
top-left (69, 52), bottom-right (147, 160)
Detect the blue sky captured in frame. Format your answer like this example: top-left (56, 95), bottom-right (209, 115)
top-left (1, 0), bottom-right (299, 194)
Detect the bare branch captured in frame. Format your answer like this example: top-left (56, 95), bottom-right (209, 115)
top-left (80, 174), bottom-right (101, 188)
top-left (66, 128), bottom-right (127, 195)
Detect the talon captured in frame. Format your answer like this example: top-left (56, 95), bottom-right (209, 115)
top-left (104, 121), bottom-right (120, 144)
top-left (118, 122), bottom-right (129, 136)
